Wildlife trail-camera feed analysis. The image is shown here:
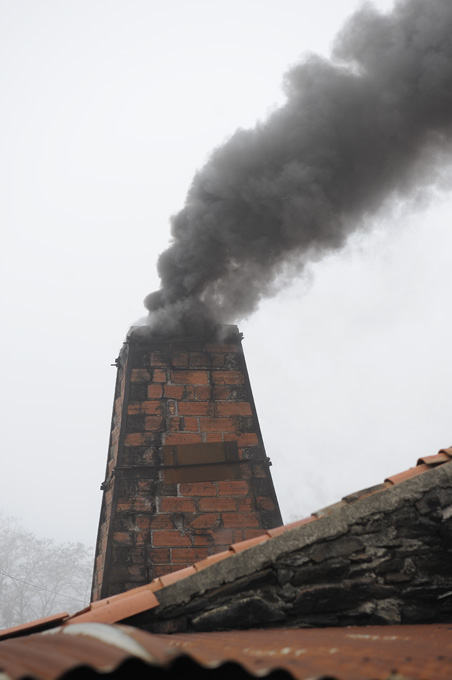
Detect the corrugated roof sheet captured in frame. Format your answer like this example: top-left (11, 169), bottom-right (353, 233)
top-left (0, 622), bottom-right (451, 680)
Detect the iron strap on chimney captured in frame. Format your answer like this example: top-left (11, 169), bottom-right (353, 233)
top-left (100, 457), bottom-right (273, 489)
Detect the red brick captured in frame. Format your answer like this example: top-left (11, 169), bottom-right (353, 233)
top-left (183, 417), bottom-right (199, 431)
top-left (153, 369), bottom-right (167, 383)
top-left (164, 433), bottom-right (202, 445)
top-left (171, 370), bottom-right (209, 385)
top-left (193, 533), bottom-right (211, 546)
top-left (113, 532), bottom-right (133, 545)
top-left (149, 515), bottom-right (174, 530)
top-left (237, 433), bottom-right (259, 446)
top-left (199, 416), bottom-right (236, 432)
top-left (135, 515), bottom-right (152, 530)
top-left (159, 497), bottom-right (197, 513)
top-left (188, 513), bottom-right (221, 529)
top-left (180, 482), bottom-right (217, 496)
top-left (204, 433), bottom-right (223, 443)
top-left (210, 353), bottom-right (225, 367)
top-left (257, 496), bottom-right (275, 511)
top-left (167, 400), bottom-right (177, 416)
top-left (168, 417), bottom-right (183, 431)
top-left (124, 432), bottom-right (155, 447)
top-left (212, 386), bottom-right (233, 400)
top-left (223, 513), bottom-right (259, 528)
top-left (199, 497), bottom-right (237, 512)
top-left (164, 385), bottom-right (184, 399)
top-left (131, 369), bottom-right (151, 382)
top-left (148, 548), bottom-right (170, 563)
top-left (217, 402), bottom-right (252, 416)
top-left (127, 404), bottom-right (142, 415)
top-left (209, 528), bottom-right (237, 545)
top-left (194, 385), bottom-right (212, 400)
top-left (152, 531), bottom-right (191, 546)
top-left (135, 532), bottom-right (151, 545)
top-left (181, 385), bottom-right (196, 400)
top-left (147, 385), bottom-right (163, 399)
top-left (171, 547), bottom-right (209, 563)
top-left (119, 565), bottom-right (146, 580)
top-left (128, 401), bottom-right (163, 416)
top-left (218, 480), bottom-right (249, 495)
top-left (153, 564), bottom-right (182, 577)
top-left (144, 416), bottom-right (165, 431)
top-left (178, 402), bottom-right (214, 416)
top-left (171, 351), bottom-right (189, 367)
top-left (117, 498), bottom-right (153, 512)
top-left (237, 497), bottom-right (253, 512)
top-left (189, 352), bottom-right (210, 367)
top-left (211, 371), bottom-right (244, 385)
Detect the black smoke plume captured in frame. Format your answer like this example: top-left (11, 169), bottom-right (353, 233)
top-left (144, 0), bottom-right (452, 335)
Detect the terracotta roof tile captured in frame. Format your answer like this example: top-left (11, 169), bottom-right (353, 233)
top-left (417, 452), bottom-right (451, 466)
top-left (266, 515), bottom-right (316, 538)
top-left (194, 550), bottom-right (232, 571)
top-left (230, 534), bottom-right (269, 552)
top-left (385, 463), bottom-right (430, 485)
top-left (66, 588), bottom-right (160, 625)
top-left (0, 612), bottom-right (69, 642)
top-left (158, 565), bottom-right (197, 588)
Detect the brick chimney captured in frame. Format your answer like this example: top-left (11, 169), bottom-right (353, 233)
top-left (92, 325), bottom-right (282, 600)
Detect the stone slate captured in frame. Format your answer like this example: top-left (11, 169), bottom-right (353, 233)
top-left (129, 462), bottom-right (452, 631)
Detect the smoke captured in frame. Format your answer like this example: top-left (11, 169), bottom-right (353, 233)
top-left (144, 0), bottom-right (452, 335)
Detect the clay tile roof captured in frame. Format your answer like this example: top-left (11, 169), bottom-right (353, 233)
top-left (230, 533), bottom-right (269, 553)
top-left (418, 452), bottom-right (452, 466)
top-left (385, 462), bottom-right (431, 485)
top-left (194, 550), bottom-right (231, 571)
top-left (2, 446), bottom-right (451, 639)
top-left (64, 582), bottom-right (161, 626)
top-left (158, 565), bottom-right (198, 588)
top-left (0, 612), bottom-right (69, 642)
top-left (62, 445), bottom-right (452, 626)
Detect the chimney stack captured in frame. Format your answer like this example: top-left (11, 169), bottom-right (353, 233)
top-left (92, 325), bottom-right (282, 600)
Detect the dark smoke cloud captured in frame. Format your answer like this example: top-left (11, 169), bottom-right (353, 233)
top-left (143, 0), bottom-right (452, 335)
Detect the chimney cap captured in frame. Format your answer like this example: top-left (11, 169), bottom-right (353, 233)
top-left (126, 323), bottom-right (242, 344)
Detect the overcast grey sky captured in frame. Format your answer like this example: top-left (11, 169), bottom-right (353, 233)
top-left (1, 0), bottom-right (451, 548)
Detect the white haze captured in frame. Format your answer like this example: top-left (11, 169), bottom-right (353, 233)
top-left (0, 0), bottom-right (451, 546)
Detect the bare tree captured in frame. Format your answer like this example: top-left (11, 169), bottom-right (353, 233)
top-left (0, 513), bottom-right (92, 629)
